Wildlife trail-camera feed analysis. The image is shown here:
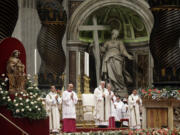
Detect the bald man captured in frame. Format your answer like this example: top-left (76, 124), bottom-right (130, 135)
top-left (62, 83), bottom-right (78, 132)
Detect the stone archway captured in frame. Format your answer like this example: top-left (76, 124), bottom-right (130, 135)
top-left (67, 0), bottom-right (154, 41)
top-left (66, 0), bottom-right (154, 92)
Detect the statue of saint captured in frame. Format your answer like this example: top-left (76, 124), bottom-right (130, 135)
top-left (101, 29), bottom-right (133, 96)
top-left (7, 50), bottom-right (26, 93)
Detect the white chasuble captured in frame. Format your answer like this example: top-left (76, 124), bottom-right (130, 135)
top-left (46, 92), bottom-right (62, 132)
top-left (94, 86), bottom-right (115, 126)
top-left (128, 94), bottom-right (142, 129)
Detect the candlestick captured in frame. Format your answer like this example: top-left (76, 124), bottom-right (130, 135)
top-left (84, 52), bottom-right (89, 76)
top-left (34, 49), bottom-right (37, 74)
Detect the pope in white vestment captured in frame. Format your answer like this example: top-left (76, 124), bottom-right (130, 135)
top-left (128, 90), bottom-right (142, 129)
top-left (46, 85), bottom-right (61, 133)
top-left (62, 83), bottom-right (78, 132)
top-left (94, 81), bottom-right (115, 127)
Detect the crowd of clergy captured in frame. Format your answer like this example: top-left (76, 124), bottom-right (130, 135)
top-left (45, 81), bottom-right (142, 133)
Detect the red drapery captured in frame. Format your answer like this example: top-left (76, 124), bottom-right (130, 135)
top-left (0, 107), bottom-right (49, 135)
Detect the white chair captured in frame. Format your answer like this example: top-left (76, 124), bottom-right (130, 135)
top-left (82, 94), bottom-right (95, 127)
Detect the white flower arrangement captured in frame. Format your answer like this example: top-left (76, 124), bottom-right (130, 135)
top-left (0, 73), bottom-right (47, 120)
top-left (42, 101), bottom-right (45, 105)
top-left (16, 109), bottom-right (20, 113)
top-left (28, 87), bottom-right (33, 90)
top-left (4, 77), bottom-right (8, 81)
top-left (26, 99), bottom-right (29, 102)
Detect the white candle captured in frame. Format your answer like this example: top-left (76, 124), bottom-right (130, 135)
top-left (87, 53), bottom-right (89, 76)
top-left (84, 52), bottom-right (89, 76)
top-left (78, 52), bottom-right (80, 75)
top-left (34, 49), bottom-right (37, 74)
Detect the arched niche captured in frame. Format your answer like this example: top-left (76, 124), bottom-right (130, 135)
top-left (67, 0), bottom-right (154, 41)
top-left (66, 0), bottom-right (154, 91)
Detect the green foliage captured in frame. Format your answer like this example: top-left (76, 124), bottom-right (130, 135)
top-left (0, 74), bottom-right (47, 120)
top-left (138, 87), bottom-right (180, 100)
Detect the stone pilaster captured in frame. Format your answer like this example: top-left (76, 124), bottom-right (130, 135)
top-left (67, 40), bottom-right (88, 92)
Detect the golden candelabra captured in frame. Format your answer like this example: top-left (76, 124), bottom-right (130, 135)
top-left (77, 75), bottom-right (82, 98)
top-left (33, 74), bottom-right (38, 86)
top-left (83, 75), bottom-right (90, 94)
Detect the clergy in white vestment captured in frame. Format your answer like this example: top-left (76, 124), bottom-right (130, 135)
top-left (94, 81), bottom-right (115, 127)
top-left (114, 96), bottom-right (124, 127)
top-left (106, 84), bottom-right (116, 128)
top-left (62, 83), bottom-right (78, 132)
top-left (128, 90), bottom-right (142, 129)
top-left (122, 98), bottom-right (129, 127)
top-left (46, 85), bottom-right (62, 133)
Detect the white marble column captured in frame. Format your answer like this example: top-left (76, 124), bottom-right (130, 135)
top-left (12, 0), bottom-right (41, 75)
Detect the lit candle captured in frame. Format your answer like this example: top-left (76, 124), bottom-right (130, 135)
top-left (87, 53), bottom-right (89, 77)
top-left (34, 49), bottom-right (37, 74)
top-left (78, 52), bottom-right (80, 75)
top-left (84, 52), bottom-right (89, 76)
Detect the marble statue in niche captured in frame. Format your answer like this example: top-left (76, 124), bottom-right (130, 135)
top-left (94, 29), bottom-right (134, 96)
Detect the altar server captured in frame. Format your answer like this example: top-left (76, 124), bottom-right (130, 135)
top-left (114, 96), bottom-right (124, 127)
top-left (121, 98), bottom-right (129, 127)
top-left (62, 83), bottom-right (78, 132)
top-left (46, 85), bottom-right (61, 133)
